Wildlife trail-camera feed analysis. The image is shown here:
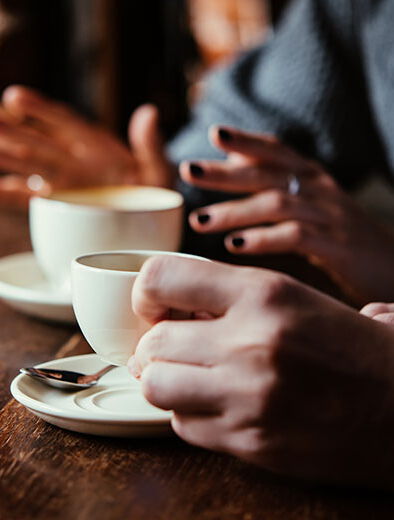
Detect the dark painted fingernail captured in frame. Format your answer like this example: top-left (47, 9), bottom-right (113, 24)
top-left (197, 213), bottom-right (210, 224)
top-left (232, 237), bottom-right (245, 248)
top-left (218, 128), bottom-right (233, 142)
top-left (189, 163), bottom-right (204, 177)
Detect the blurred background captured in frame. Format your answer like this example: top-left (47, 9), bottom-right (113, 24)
top-left (0, 0), bottom-right (289, 138)
top-left (0, 0), bottom-right (393, 221)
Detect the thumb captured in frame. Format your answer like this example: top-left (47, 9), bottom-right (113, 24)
top-left (132, 256), bottom-right (237, 325)
top-left (128, 104), bottom-right (173, 187)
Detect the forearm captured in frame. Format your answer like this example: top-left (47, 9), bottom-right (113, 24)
top-left (168, 0), bottom-right (378, 187)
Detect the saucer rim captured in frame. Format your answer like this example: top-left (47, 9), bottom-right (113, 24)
top-left (10, 353), bottom-right (171, 425)
top-left (0, 251), bottom-right (72, 305)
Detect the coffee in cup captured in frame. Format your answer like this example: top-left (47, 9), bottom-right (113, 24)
top-left (30, 186), bottom-right (184, 291)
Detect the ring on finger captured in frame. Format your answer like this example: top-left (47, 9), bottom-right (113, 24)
top-left (287, 173), bottom-right (301, 196)
top-left (26, 173), bottom-right (50, 193)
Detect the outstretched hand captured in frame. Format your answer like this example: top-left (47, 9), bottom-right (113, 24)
top-left (0, 86), bottom-right (174, 208)
top-left (180, 126), bottom-right (394, 304)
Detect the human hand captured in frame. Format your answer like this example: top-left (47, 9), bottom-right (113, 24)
top-left (0, 86), bottom-right (174, 208)
top-left (361, 302), bottom-right (394, 327)
top-left (130, 255), bottom-right (394, 488)
top-left (179, 126), bottom-right (394, 304)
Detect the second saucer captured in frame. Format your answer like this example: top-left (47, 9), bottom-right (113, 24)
top-left (0, 251), bottom-right (75, 324)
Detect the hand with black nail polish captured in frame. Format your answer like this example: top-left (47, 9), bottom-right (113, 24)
top-left (179, 125), bottom-right (394, 305)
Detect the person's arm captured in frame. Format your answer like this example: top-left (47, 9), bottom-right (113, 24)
top-left (169, 0), bottom-right (384, 188)
top-left (130, 255), bottom-right (394, 489)
top-left (172, 0), bottom-right (394, 303)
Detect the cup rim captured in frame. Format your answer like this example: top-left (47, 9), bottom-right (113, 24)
top-left (30, 185), bottom-right (184, 214)
top-left (72, 250), bottom-right (209, 275)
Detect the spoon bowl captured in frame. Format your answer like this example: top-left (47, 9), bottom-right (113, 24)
top-left (20, 364), bottom-right (115, 390)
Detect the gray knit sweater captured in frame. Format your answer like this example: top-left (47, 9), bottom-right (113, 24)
top-left (168, 0), bottom-right (394, 258)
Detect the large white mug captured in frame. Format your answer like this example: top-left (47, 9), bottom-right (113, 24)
top-left (30, 186), bottom-right (184, 291)
top-left (72, 250), bottom-right (207, 366)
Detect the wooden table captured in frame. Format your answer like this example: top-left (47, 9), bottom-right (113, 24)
top-left (0, 210), bottom-right (393, 520)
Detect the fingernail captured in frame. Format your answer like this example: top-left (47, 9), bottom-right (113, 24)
top-left (189, 163), bottom-right (204, 177)
top-left (232, 237), bottom-right (245, 248)
top-left (218, 128), bottom-right (233, 142)
top-left (197, 213), bottom-right (210, 224)
top-left (127, 355), bottom-right (141, 379)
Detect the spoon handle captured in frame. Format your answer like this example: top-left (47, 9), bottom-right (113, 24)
top-left (76, 364), bottom-right (116, 385)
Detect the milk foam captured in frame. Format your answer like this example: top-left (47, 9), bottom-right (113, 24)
top-left (49, 186), bottom-right (183, 211)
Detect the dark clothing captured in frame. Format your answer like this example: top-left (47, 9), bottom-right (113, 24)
top-left (168, 0), bottom-right (394, 259)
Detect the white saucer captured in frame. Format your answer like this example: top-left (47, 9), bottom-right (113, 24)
top-left (10, 354), bottom-right (172, 437)
top-left (0, 251), bottom-right (75, 323)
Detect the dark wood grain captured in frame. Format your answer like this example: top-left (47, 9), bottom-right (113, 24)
top-left (0, 210), bottom-right (30, 255)
top-left (0, 210), bottom-right (75, 408)
top-left (1, 401), bottom-right (394, 520)
top-left (1, 209), bottom-right (394, 520)
top-left (0, 302), bottom-right (73, 408)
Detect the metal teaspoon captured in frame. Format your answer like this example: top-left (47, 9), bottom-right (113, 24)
top-left (20, 364), bottom-right (116, 390)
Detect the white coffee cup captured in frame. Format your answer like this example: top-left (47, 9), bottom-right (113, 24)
top-left (72, 250), bottom-right (206, 366)
top-left (30, 186), bottom-right (184, 291)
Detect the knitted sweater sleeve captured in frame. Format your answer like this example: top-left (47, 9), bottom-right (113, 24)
top-left (168, 0), bottom-right (382, 190)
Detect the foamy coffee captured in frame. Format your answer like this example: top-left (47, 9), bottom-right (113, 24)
top-left (50, 186), bottom-right (182, 211)
top-left (30, 186), bottom-right (184, 291)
